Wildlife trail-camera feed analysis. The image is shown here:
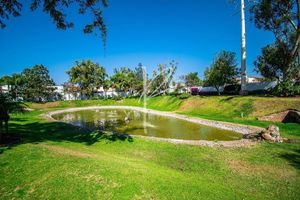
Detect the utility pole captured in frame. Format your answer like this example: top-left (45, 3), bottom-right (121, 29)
top-left (240, 0), bottom-right (248, 95)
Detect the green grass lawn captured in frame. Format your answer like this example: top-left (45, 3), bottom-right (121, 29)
top-left (1, 96), bottom-right (300, 199)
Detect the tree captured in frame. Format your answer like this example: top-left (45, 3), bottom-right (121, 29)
top-left (67, 60), bottom-right (107, 98)
top-left (204, 51), bottom-right (239, 95)
top-left (149, 61), bottom-right (177, 96)
top-left (102, 79), bottom-right (112, 97)
top-left (180, 72), bottom-right (202, 87)
top-left (21, 65), bottom-right (55, 102)
top-left (0, 92), bottom-right (26, 143)
top-left (254, 42), bottom-right (298, 82)
top-left (63, 82), bottom-right (80, 100)
top-left (0, 0), bottom-right (108, 43)
top-left (110, 67), bottom-right (135, 92)
top-left (132, 63), bottom-right (144, 94)
top-left (0, 73), bottom-right (25, 100)
top-left (250, 0), bottom-right (300, 81)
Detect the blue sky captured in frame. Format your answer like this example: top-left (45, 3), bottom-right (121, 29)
top-left (0, 0), bottom-right (274, 84)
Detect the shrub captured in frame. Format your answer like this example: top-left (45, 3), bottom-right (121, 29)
top-left (111, 96), bottom-right (124, 101)
top-left (223, 84), bottom-right (241, 95)
top-left (270, 81), bottom-right (300, 96)
top-left (178, 93), bottom-right (191, 99)
top-left (168, 92), bottom-right (179, 96)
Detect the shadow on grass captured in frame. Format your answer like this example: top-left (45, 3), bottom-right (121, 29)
top-left (280, 148), bottom-right (300, 170)
top-left (219, 96), bottom-right (236, 102)
top-left (1, 118), bottom-right (133, 150)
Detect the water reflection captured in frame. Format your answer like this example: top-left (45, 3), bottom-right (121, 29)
top-left (53, 109), bottom-right (242, 141)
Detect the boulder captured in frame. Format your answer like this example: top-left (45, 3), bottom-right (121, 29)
top-left (245, 125), bottom-right (282, 143)
top-left (261, 125), bottom-right (282, 142)
top-left (267, 125), bottom-right (280, 137)
top-left (261, 131), bottom-right (274, 141)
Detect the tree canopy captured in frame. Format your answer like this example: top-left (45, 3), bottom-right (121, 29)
top-left (0, 73), bottom-right (24, 100)
top-left (22, 65), bottom-right (55, 102)
top-left (149, 61), bottom-right (177, 96)
top-left (204, 51), bottom-right (239, 95)
top-left (131, 63), bottom-right (145, 94)
top-left (0, 0), bottom-right (108, 43)
top-left (254, 42), bottom-right (298, 81)
top-left (67, 60), bottom-right (107, 97)
top-left (250, 0), bottom-right (300, 81)
top-left (0, 65), bottom-right (55, 102)
top-left (110, 67), bottom-right (135, 92)
top-left (180, 72), bottom-right (202, 87)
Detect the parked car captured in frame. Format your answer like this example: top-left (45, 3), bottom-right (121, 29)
top-left (190, 87), bottom-right (200, 95)
top-left (199, 86), bottom-right (224, 95)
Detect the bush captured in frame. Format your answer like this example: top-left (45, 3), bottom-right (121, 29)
top-left (111, 96), bottom-right (124, 101)
top-left (168, 92), bottom-right (179, 96)
top-left (270, 81), bottom-right (300, 96)
top-left (0, 93), bottom-right (26, 113)
top-left (178, 93), bottom-right (191, 99)
top-left (247, 90), bottom-right (271, 96)
top-left (90, 96), bottom-right (105, 100)
top-left (223, 84), bottom-right (241, 95)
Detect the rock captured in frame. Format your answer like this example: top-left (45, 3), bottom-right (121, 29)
top-left (261, 132), bottom-right (275, 141)
top-left (258, 125), bottom-right (282, 142)
top-left (267, 125), bottom-right (280, 137)
top-left (274, 137), bottom-right (283, 143)
top-left (124, 117), bottom-right (130, 124)
top-left (244, 125), bottom-right (282, 143)
top-left (243, 131), bottom-right (258, 139)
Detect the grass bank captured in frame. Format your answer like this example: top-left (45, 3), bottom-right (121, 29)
top-left (177, 96), bottom-right (300, 139)
top-left (27, 96), bottom-right (182, 111)
top-left (0, 95), bottom-right (299, 199)
top-left (28, 95), bottom-right (300, 139)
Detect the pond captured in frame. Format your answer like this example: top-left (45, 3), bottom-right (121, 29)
top-left (52, 109), bottom-right (242, 141)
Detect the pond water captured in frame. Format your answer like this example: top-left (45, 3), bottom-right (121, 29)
top-left (53, 109), bottom-right (242, 141)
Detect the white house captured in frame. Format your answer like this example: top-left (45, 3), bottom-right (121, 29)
top-left (94, 86), bottom-right (120, 98)
top-left (0, 85), bottom-right (9, 93)
top-left (236, 76), bottom-right (263, 84)
top-left (248, 76), bottom-right (262, 83)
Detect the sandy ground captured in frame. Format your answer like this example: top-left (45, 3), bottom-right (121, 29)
top-left (43, 106), bottom-right (263, 147)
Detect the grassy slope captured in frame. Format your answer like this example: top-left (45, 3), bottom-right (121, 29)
top-left (177, 96), bottom-right (300, 139)
top-left (1, 96), bottom-right (299, 200)
top-left (27, 96), bottom-right (182, 111)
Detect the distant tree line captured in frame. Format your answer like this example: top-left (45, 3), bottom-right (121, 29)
top-left (1, 60), bottom-right (199, 102)
top-left (66, 60), bottom-right (179, 99)
top-left (0, 0), bottom-right (300, 97)
top-left (0, 65), bottom-right (55, 102)
top-left (0, 52), bottom-right (241, 102)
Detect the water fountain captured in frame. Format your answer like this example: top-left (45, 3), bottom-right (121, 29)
top-left (138, 64), bottom-right (176, 134)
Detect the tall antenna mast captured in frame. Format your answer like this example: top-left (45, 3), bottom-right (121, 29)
top-left (240, 0), bottom-right (248, 95)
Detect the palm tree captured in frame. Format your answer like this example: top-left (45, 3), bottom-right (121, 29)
top-left (0, 93), bottom-right (25, 143)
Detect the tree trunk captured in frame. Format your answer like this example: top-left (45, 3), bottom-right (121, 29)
top-left (291, 0), bottom-right (300, 61)
top-left (0, 121), bottom-right (3, 144)
top-left (5, 121), bottom-right (8, 135)
top-left (215, 86), bottom-right (220, 96)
